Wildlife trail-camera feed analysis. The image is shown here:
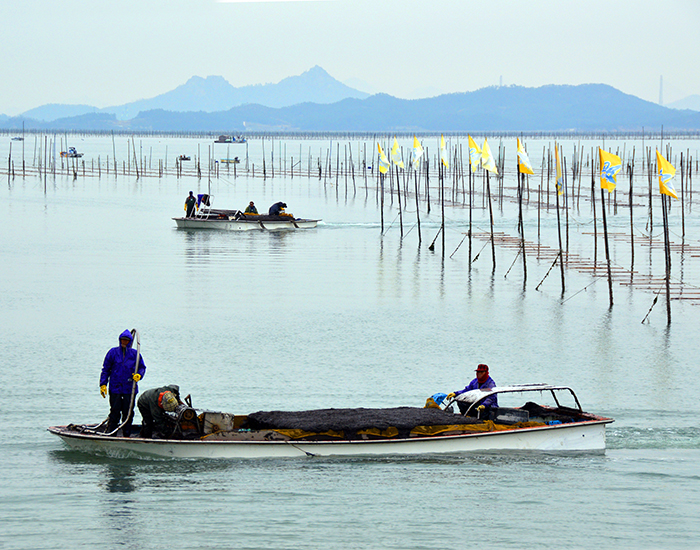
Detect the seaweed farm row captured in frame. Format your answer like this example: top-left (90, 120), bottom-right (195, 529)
top-left (5, 133), bottom-right (699, 321)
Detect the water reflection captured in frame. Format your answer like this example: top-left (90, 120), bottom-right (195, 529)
top-left (104, 463), bottom-right (137, 494)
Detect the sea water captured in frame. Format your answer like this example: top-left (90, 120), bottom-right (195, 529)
top-left (1, 135), bottom-right (700, 549)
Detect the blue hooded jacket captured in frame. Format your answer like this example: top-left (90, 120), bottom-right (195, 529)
top-left (100, 330), bottom-right (147, 394)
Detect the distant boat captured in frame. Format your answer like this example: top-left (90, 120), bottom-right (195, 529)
top-left (11, 136), bottom-right (23, 141)
top-left (178, 155), bottom-right (191, 161)
top-left (60, 147), bottom-right (83, 158)
top-left (220, 157), bottom-right (240, 164)
top-left (214, 135), bottom-right (246, 144)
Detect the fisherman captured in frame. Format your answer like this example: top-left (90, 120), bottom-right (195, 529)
top-left (137, 384), bottom-right (182, 439)
top-left (245, 201), bottom-right (258, 214)
top-left (99, 330), bottom-right (146, 437)
top-left (268, 201), bottom-right (287, 216)
top-left (447, 364), bottom-right (498, 417)
top-left (184, 191), bottom-right (197, 217)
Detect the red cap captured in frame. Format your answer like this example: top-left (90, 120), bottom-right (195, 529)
top-left (475, 364), bottom-right (489, 372)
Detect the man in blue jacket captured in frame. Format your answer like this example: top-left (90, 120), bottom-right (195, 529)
top-left (447, 364), bottom-right (498, 416)
top-left (268, 201), bottom-right (287, 216)
top-left (100, 330), bottom-right (146, 437)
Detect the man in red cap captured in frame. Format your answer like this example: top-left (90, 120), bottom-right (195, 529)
top-left (447, 364), bottom-right (498, 416)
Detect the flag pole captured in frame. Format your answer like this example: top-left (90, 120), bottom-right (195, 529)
top-left (555, 184), bottom-right (565, 293)
top-left (486, 170), bottom-right (496, 271)
top-left (425, 155), bottom-right (430, 214)
top-left (555, 144), bottom-right (565, 293)
top-left (591, 147), bottom-right (598, 265)
top-left (661, 193), bottom-right (672, 324)
top-left (414, 168), bottom-right (422, 244)
top-left (629, 147), bottom-right (635, 272)
top-left (468, 156), bottom-right (473, 268)
top-left (395, 163), bottom-right (403, 238)
top-left (600, 184), bottom-right (614, 307)
top-left (519, 169), bottom-right (527, 282)
top-left (441, 160), bottom-right (445, 258)
top-left (380, 171), bottom-right (385, 233)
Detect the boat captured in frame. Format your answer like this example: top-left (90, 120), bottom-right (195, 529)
top-left (11, 136), bottom-right (24, 141)
top-left (214, 135), bottom-right (246, 144)
top-left (178, 155), bottom-right (191, 161)
top-left (48, 384), bottom-right (613, 459)
top-left (220, 157), bottom-right (240, 164)
top-left (173, 194), bottom-right (320, 231)
top-left (60, 147), bottom-right (83, 158)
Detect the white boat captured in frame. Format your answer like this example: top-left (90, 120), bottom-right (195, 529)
top-left (173, 195), bottom-right (319, 231)
top-left (48, 385), bottom-right (613, 459)
top-left (214, 135), bottom-right (246, 144)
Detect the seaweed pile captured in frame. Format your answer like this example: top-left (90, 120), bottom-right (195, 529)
top-left (246, 407), bottom-right (480, 439)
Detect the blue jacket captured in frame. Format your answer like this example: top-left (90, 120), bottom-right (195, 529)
top-left (455, 376), bottom-right (498, 408)
top-left (100, 330), bottom-right (146, 395)
top-left (269, 202), bottom-right (286, 215)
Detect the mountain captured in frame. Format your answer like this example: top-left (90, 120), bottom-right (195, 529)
top-left (5, 84), bottom-right (700, 133)
top-left (21, 103), bottom-right (100, 122)
top-left (20, 66), bottom-right (370, 122)
top-left (667, 95), bottom-right (700, 111)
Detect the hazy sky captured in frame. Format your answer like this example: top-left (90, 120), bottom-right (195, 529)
top-left (3, 0), bottom-right (699, 115)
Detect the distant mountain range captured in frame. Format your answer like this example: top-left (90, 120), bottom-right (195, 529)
top-left (667, 94), bottom-right (700, 111)
top-left (3, 67), bottom-right (700, 133)
top-left (20, 66), bottom-right (369, 122)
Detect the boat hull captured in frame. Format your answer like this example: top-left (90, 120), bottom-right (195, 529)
top-left (49, 420), bottom-right (610, 459)
top-left (173, 217), bottom-right (319, 231)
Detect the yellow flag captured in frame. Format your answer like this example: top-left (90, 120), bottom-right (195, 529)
top-left (599, 148), bottom-right (621, 193)
top-left (517, 138), bottom-right (534, 175)
top-left (554, 142), bottom-right (563, 196)
top-left (440, 134), bottom-right (449, 168)
top-left (656, 150), bottom-right (678, 199)
top-left (377, 142), bottom-right (390, 174)
top-left (412, 136), bottom-right (423, 170)
top-left (468, 135), bottom-right (481, 170)
top-left (481, 138), bottom-right (498, 174)
top-left (391, 137), bottom-right (404, 169)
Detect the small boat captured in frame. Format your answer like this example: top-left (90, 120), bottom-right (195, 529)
top-left (178, 155), bottom-right (191, 161)
top-left (60, 147), bottom-right (83, 158)
top-left (214, 135), bottom-right (246, 144)
top-left (48, 384), bottom-right (612, 459)
top-left (173, 195), bottom-right (319, 231)
top-left (220, 157), bottom-right (240, 164)
top-left (11, 136), bottom-right (24, 141)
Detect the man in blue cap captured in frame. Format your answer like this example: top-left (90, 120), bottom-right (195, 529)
top-left (447, 364), bottom-right (497, 416)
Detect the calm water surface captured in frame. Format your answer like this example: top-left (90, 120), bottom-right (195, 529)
top-left (2, 135), bottom-right (700, 549)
